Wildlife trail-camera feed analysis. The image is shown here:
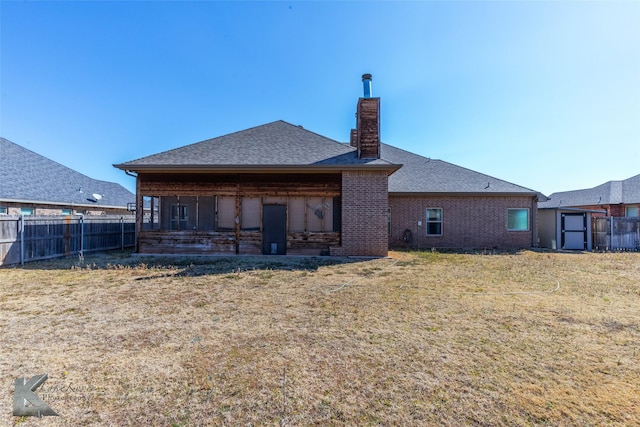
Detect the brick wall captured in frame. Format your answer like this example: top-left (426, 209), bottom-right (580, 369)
top-left (331, 170), bottom-right (389, 256)
top-left (389, 195), bottom-right (536, 250)
top-left (356, 97), bottom-right (380, 159)
top-left (577, 204), bottom-right (627, 217)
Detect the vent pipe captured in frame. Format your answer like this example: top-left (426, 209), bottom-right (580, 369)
top-left (362, 73), bottom-right (372, 98)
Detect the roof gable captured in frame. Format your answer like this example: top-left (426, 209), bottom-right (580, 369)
top-left (1, 137), bottom-right (134, 208)
top-left (115, 121), bottom-right (396, 170)
top-left (114, 120), bottom-right (539, 195)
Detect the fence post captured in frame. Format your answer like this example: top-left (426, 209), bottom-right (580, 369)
top-left (80, 214), bottom-right (85, 259)
top-left (20, 215), bottom-right (24, 266)
top-left (610, 217), bottom-right (614, 251)
top-left (121, 216), bottom-right (124, 251)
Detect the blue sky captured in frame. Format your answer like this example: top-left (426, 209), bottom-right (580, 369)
top-left (1, 1), bottom-right (638, 196)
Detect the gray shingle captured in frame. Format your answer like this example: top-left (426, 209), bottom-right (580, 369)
top-left (539, 174), bottom-right (640, 208)
top-left (1, 137), bottom-right (134, 209)
top-left (116, 121), bottom-right (394, 168)
top-left (381, 144), bottom-right (539, 195)
top-left (114, 120), bottom-right (540, 196)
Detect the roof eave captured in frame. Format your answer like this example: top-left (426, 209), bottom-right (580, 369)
top-left (113, 164), bottom-right (402, 174)
top-left (389, 191), bottom-right (539, 197)
top-left (538, 206), bottom-right (608, 213)
top-left (0, 197), bottom-right (130, 209)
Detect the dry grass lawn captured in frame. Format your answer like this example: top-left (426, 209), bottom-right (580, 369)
top-left (1, 249), bottom-right (639, 426)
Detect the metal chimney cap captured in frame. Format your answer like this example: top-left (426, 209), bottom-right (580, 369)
top-left (362, 73), bottom-right (372, 81)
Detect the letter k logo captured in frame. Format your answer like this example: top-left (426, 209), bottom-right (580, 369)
top-left (13, 374), bottom-right (59, 417)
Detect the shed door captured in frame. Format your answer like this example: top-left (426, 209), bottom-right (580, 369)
top-left (561, 213), bottom-right (587, 250)
top-left (262, 205), bottom-right (286, 255)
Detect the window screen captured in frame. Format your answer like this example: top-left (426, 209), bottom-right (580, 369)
top-left (289, 197), bottom-right (305, 232)
top-left (241, 197), bottom-right (261, 230)
top-left (217, 196), bottom-right (236, 231)
top-left (307, 197), bottom-right (324, 232)
top-left (198, 196), bottom-right (216, 231)
top-left (142, 196), bottom-right (160, 230)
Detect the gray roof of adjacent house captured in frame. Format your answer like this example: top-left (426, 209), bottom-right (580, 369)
top-left (115, 121), bottom-right (397, 171)
top-left (1, 137), bottom-right (135, 209)
top-left (115, 120), bottom-right (540, 196)
top-left (539, 174), bottom-right (640, 209)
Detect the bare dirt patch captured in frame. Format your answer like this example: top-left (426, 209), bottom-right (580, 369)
top-left (1, 250), bottom-right (639, 426)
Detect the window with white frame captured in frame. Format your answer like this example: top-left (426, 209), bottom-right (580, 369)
top-left (0, 206), bottom-right (7, 215)
top-left (507, 208), bottom-right (529, 231)
top-left (21, 208), bottom-right (34, 216)
top-left (625, 206), bottom-right (639, 218)
top-left (426, 208), bottom-right (442, 236)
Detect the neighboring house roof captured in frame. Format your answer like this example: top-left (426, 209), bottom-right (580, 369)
top-left (381, 144), bottom-right (540, 196)
top-left (539, 174), bottom-right (640, 209)
top-left (114, 121), bottom-right (399, 172)
top-left (1, 137), bottom-right (135, 209)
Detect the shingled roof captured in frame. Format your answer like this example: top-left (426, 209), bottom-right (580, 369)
top-left (538, 174), bottom-right (640, 208)
top-left (115, 120), bottom-right (541, 197)
top-left (114, 121), bottom-right (398, 172)
top-left (1, 137), bottom-right (134, 209)
top-left (381, 144), bottom-right (539, 195)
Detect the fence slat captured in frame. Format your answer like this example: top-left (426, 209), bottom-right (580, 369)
top-left (0, 215), bottom-right (135, 266)
top-left (593, 217), bottom-right (640, 251)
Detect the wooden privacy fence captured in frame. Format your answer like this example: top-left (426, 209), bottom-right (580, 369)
top-left (593, 217), bottom-right (640, 251)
top-left (0, 215), bottom-right (136, 266)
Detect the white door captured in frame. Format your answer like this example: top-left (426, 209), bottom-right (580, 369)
top-left (561, 213), bottom-right (586, 250)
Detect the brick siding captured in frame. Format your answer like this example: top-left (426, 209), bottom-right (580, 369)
top-left (356, 98), bottom-right (380, 159)
top-left (331, 170), bottom-right (389, 256)
top-left (577, 204), bottom-right (627, 217)
top-left (389, 195), bottom-right (536, 250)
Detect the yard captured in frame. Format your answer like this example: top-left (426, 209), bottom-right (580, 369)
top-left (1, 250), bottom-right (639, 426)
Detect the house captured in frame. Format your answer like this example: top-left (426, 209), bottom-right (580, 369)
top-left (538, 174), bottom-right (640, 217)
top-left (115, 75), bottom-right (541, 256)
top-left (382, 145), bottom-right (540, 250)
top-left (1, 138), bottom-right (135, 216)
top-left (538, 174), bottom-right (640, 250)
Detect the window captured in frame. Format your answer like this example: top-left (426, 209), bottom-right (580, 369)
top-left (21, 208), bottom-right (34, 216)
top-left (0, 206), bottom-right (7, 215)
top-left (426, 208), bottom-right (442, 236)
top-left (61, 209), bottom-right (72, 216)
top-left (507, 208), bottom-right (529, 231)
top-left (171, 205), bottom-right (188, 230)
top-left (626, 206), bottom-right (639, 218)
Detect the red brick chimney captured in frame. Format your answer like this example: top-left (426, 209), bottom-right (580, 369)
top-left (352, 73), bottom-right (380, 159)
top-left (349, 129), bottom-right (358, 148)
